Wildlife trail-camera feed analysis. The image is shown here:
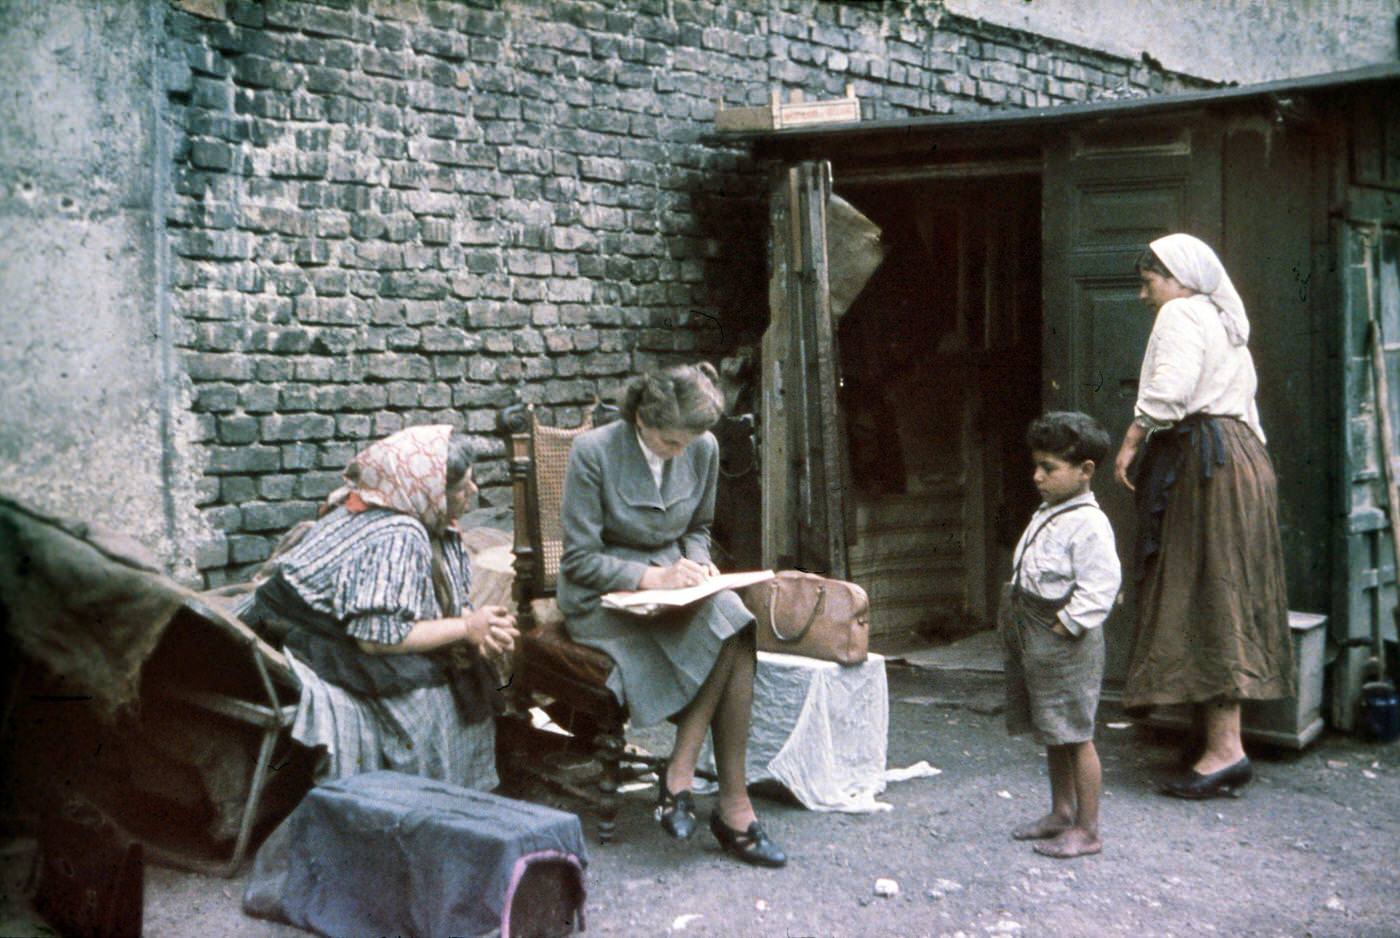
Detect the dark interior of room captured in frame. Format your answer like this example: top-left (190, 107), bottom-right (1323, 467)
top-left (835, 174), bottom-right (1043, 642)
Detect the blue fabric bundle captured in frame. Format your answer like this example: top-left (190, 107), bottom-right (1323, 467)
top-left (244, 770), bottom-right (587, 937)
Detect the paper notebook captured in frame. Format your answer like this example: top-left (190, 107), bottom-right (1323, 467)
top-left (601, 569), bottom-right (775, 616)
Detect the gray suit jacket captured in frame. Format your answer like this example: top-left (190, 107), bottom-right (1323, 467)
top-left (556, 419), bottom-right (718, 617)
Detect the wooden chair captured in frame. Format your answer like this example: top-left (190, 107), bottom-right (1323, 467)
top-left (497, 402), bottom-right (669, 844)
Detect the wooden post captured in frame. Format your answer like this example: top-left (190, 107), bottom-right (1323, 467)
top-left (498, 403), bottom-right (538, 635)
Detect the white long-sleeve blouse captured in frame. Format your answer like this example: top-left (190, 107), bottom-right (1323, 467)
top-left (1133, 295), bottom-right (1266, 443)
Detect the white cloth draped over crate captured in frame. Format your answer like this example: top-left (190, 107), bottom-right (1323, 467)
top-left (703, 651), bottom-right (891, 813)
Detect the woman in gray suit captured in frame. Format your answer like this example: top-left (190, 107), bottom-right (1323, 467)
top-left (558, 362), bottom-right (786, 868)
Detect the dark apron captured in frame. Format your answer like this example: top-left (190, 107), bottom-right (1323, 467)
top-left (242, 572), bottom-right (496, 723)
top-left (1131, 413), bottom-right (1230, 584)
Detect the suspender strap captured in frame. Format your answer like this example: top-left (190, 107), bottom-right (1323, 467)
top-left (1012, 503), bottom-right (1091, 591)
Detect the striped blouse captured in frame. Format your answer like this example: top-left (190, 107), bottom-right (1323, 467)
top-left (274, 506), bottom-right (472, 645)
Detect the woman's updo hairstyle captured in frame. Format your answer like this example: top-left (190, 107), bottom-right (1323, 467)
top-left (620, 362), bottom-right (725, 433)
top-left (1135, 247), bottom-right (1173, 279)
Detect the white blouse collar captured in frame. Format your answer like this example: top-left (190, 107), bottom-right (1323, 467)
top-left (635, 428), bottom-right (665, 489)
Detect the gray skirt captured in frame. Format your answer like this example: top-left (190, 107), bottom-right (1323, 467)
top-left (565, 589), bottom-right (755, 727)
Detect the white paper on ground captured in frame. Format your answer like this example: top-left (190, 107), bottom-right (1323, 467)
top-left (601, 569), bottom-right (775, 615)
top-left (884, 760), bottom-right (943, 783)
top-left (529, 707), bottom-right (571, 736)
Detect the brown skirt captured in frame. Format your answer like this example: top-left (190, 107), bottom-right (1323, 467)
top-left (1123, 417), bottom-right (1294, 712)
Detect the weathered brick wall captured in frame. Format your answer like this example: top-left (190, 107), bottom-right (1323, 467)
top-left (164, 0), bottom-right (1209, 585)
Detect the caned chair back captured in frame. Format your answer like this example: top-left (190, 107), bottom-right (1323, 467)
top-left (529, 412), bottom-right (593, 590)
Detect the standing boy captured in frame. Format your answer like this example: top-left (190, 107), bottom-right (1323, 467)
top-left (1002, 411), bottom-right (1122, 858)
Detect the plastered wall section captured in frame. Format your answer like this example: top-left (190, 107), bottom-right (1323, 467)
top-left (0, 0), bottom-right (210, 581)
top-left (950, 0), bottom-right (1398, 84)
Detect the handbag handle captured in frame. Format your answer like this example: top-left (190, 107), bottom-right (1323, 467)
top-left (766, 580), bottom-right (827, 643)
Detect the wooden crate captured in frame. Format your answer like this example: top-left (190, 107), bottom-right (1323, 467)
top-left (716, 86), bottom-right (861, 132)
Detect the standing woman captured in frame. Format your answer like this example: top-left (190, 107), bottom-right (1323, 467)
top-left (558, 362), bottom-right (786, 867)
top-left (1113, 233), bottom-right (1294, 799)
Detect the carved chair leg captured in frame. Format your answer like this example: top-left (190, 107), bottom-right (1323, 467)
top-left (597, 733), bottom-right (623, 845)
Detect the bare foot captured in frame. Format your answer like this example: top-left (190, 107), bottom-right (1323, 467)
top-left (1032, 827), bottom-right (1102, 859)
top-left (1011, 813), bottom-right (1073, 841)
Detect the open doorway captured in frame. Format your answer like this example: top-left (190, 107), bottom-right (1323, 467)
top-left (835, 174), bottom-right (1042, 648)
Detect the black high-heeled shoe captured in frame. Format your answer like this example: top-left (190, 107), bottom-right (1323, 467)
top-left (655, 779), bottom-right (697, 840)
top-left (708, 812), bottom-right (787, 868)
top-left (1159, 757), bottom-right (1253, 799)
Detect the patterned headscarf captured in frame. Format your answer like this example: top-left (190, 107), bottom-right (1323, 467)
top-left (322, 424), bottom-right (465, 618)
top-left (1149, 233), bottom-right (1250, 347)
top-left (327, 424), bottom-right (457, 535)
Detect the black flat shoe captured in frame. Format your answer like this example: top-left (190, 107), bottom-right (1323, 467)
top-left (1159, 757), bottom-right (1253, 799)
top-left (655, 782), bottom-right (697, 840)
top-left (709, 812), bottom-right (787, 868)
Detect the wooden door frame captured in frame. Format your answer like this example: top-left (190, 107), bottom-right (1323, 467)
top-left (1334, 189), bottom-right (1400, 729)
top-left (760, 161), bottom-right (850, 578)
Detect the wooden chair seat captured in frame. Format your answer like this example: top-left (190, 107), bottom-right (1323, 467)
top-left (519, 603), bottom-right (618, 695)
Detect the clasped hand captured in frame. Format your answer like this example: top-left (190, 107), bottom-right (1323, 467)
top-left (462, 605), bottom-right (517, 660)
top-left (638, 557), bottom-right (720, 591)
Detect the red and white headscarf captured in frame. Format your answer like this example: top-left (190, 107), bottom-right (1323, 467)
top-left (327, 424), bottom-right (457, 535)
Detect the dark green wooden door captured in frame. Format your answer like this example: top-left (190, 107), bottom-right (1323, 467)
top-left (1041, 118), bottom-right (1223, 687)
top-left (1336, 190), bottom-right (1400, 729)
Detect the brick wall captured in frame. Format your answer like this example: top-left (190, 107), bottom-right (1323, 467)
top-left (163, 0), bottom-right (1209, 585)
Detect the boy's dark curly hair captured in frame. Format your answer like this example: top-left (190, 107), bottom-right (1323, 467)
top-left (1027, 411), bottom-right (1112, 466)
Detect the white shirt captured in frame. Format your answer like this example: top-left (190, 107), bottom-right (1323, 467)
top-left (635, 429), bottom-right (665, 490)
top-left (1010, 491), bottom-right (1121, 636)
top-left (1134, 295), bottom-right (1266, 443)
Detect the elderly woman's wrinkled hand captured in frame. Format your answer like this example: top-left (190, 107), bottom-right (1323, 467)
top-left (463, 606), bottom-right (518, 660)
top-left (1113, 445), bottom-right (1136, 491)
top-left (1115, 422), bottom-right (1147, 492)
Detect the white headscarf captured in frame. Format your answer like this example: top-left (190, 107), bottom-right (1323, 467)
top-left (1149, 233), bottom-right (1250, 347)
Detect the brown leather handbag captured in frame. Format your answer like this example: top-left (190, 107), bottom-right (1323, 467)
top-left (739, 571), bottom-right (871, 665)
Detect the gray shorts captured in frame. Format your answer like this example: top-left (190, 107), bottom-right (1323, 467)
top-left (1000, 589), bottom-right (1105, 747)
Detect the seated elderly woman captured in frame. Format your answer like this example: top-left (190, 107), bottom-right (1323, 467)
top-left (558, 362), bottom-right (787, 868)
top-left (236, 424), bottom-right (518, 790)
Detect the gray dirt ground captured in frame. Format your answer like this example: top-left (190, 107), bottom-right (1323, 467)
top-left (4, 660), bottom-right (1400, 938)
